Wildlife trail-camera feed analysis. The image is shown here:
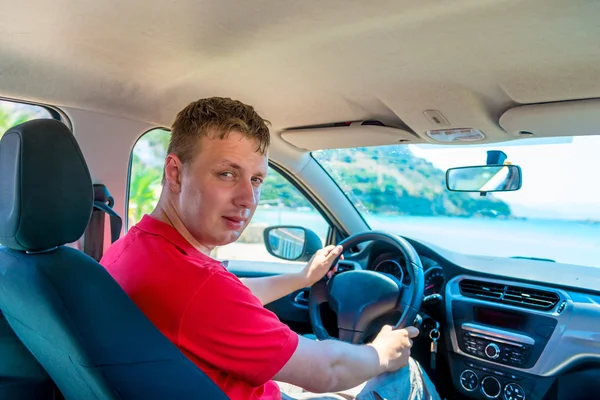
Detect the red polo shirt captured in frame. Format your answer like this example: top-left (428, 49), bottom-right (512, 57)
top-left (100, 215), bottom-right (299, 400)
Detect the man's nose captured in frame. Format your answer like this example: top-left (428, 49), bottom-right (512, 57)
top-left (234, 179), bottom-right (258, 209)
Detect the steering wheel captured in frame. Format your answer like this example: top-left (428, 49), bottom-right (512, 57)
top-left (308, 231), bottom-right (424, 344)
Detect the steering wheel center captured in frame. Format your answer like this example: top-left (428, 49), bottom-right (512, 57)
top-left (328, 270), bottom-right (402, 342)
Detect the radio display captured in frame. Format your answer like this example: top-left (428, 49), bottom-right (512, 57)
top-left (474, 307), bottom-right (527, 330)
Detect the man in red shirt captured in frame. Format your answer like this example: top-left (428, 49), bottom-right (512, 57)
top-left (101, 97), bottom-right (440, 400)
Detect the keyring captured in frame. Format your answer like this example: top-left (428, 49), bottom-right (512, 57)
top-left (429, 329), bottom-right (441, 341)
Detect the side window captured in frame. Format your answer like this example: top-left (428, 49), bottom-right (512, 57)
top-left (0, 99), bottom-right (55, 139)
top-left (212, 169), bottom-right (330, 263)
top-left (128, 129), bottom-right (331, 262)
top-left (128, 128), bottom-right (170, 227)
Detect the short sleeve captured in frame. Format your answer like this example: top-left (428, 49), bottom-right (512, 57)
top-left (179, 270), bottom-right (299, 387)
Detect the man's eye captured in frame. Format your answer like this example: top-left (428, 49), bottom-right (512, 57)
top-left (220, 172), bottom-right (234, 178)
top-left (252, 177), bottom-right (263, 185)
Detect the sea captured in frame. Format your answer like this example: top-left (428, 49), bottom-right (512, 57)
top-left (251, 209), bottom-right (600, 268)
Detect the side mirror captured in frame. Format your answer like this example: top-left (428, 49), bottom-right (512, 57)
top-left (446, 165), bottom-right (522, 192)
top-left (263, 226), bottom-right (323, 262)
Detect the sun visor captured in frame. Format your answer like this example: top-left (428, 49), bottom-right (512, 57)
top-left (279, 121), bottom-right (421, 151)
top-left (499, 99), bottom-right (600, 138)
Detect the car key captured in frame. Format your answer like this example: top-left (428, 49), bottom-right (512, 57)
top-left (429, 323), bottom-right (440, 371)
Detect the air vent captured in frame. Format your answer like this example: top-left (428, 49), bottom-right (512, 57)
top-left (459, 279), bottom-right (560, 311)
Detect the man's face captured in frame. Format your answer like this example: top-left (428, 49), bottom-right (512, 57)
top-left (174, 131), bottom-right (268, 249)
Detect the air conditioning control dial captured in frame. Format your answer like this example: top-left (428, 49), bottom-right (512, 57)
top-left (503, 382), bottom-right (526, 400)
top-left (460, 369), bottom-right (478, 392)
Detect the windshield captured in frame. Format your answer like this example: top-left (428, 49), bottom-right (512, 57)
top-left (312, 135), bottom-right (600, 268)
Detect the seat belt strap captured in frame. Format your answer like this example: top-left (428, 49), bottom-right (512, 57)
top-left (83, 184), bottom-right (122, 261)
top-left (93, 201), bottom-right (122, 244)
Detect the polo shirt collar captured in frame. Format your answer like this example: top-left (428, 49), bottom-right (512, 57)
top-left (135, 214), bottom-right (209, 260)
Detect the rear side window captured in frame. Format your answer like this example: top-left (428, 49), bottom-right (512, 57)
top-left (128, 128), bottom-right (170, 228)
top-left (0, 99), bottom-right (55, 139)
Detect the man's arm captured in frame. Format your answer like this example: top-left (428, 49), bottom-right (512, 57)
top-left (273, 325), bottom-right (419, 393)
top-left (240, 245), bottom-right (342, 305)
top-left (239, 273), bottom-right (307, 306)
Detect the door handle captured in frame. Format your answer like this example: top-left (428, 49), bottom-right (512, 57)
top-left (293, 289), bottom-right (309, 306)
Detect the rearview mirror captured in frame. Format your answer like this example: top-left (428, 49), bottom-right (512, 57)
top-left (263, 226), bottom-right (323, 262)
top-left (446, 165), bottom-right (522, 192)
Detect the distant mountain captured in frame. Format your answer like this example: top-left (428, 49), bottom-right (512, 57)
top-left (263, 146), bottom-right (513, 218)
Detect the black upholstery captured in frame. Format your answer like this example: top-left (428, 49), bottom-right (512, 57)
top-left (0, 120), bottom-right (229, 399)
top-left (0, 311), bottom-right (58, 399)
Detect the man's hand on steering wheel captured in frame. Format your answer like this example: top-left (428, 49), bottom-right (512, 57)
top-left (299, 245), bottom-right (344, 286)
top-left (308, 231), bottom-right (425, 344)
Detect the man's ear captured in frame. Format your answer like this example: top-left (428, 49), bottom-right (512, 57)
top-left (164, 154), bottom-right (184, 193)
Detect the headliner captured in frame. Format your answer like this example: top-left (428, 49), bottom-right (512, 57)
top-left (1, 0), bottom-right (599, 148)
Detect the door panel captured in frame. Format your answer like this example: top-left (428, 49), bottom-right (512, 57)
top-left (265, 289), bottom-right (312, 335)
top-left (226, 260), bottom-right (312, 334)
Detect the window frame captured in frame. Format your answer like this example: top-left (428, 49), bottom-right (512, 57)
top-left (0, 96), bottom-right (70, 132)
top-left (125, 126), bottom-right (170, 231)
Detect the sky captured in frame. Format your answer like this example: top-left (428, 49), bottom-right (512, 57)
top-left (410, 135), bottom-right (600, 220)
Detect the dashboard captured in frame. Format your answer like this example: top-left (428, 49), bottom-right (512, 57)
top-left (356, 239), bottom-right (600, 400)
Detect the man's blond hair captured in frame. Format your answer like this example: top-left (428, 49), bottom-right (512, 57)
top-left (162, 97), bottom-right (270, 184)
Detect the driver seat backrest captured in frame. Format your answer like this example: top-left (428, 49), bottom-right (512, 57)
top-left (0, 119), bottom-right (229, 400)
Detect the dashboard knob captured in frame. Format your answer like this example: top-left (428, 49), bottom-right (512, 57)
top-left (503, 382), bottom-right (526, 400)
top-left (485, 343), bottom-right (500, 359)
top-left (459, 369), bottom-right (478, 392)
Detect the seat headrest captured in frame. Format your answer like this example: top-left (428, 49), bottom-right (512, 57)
top-left (0, 119), bottom-right (93, 252)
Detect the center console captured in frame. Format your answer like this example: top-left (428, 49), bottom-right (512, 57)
top-left (445, 277), bottom-right (562, 400)
top-left (460, 312), bottom-right (536, 369)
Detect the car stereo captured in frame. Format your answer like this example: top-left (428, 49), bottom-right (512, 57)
top-left (452, 301), bottom-right (557, 369)
top-left (461, 326), bottom-right (533, 368)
